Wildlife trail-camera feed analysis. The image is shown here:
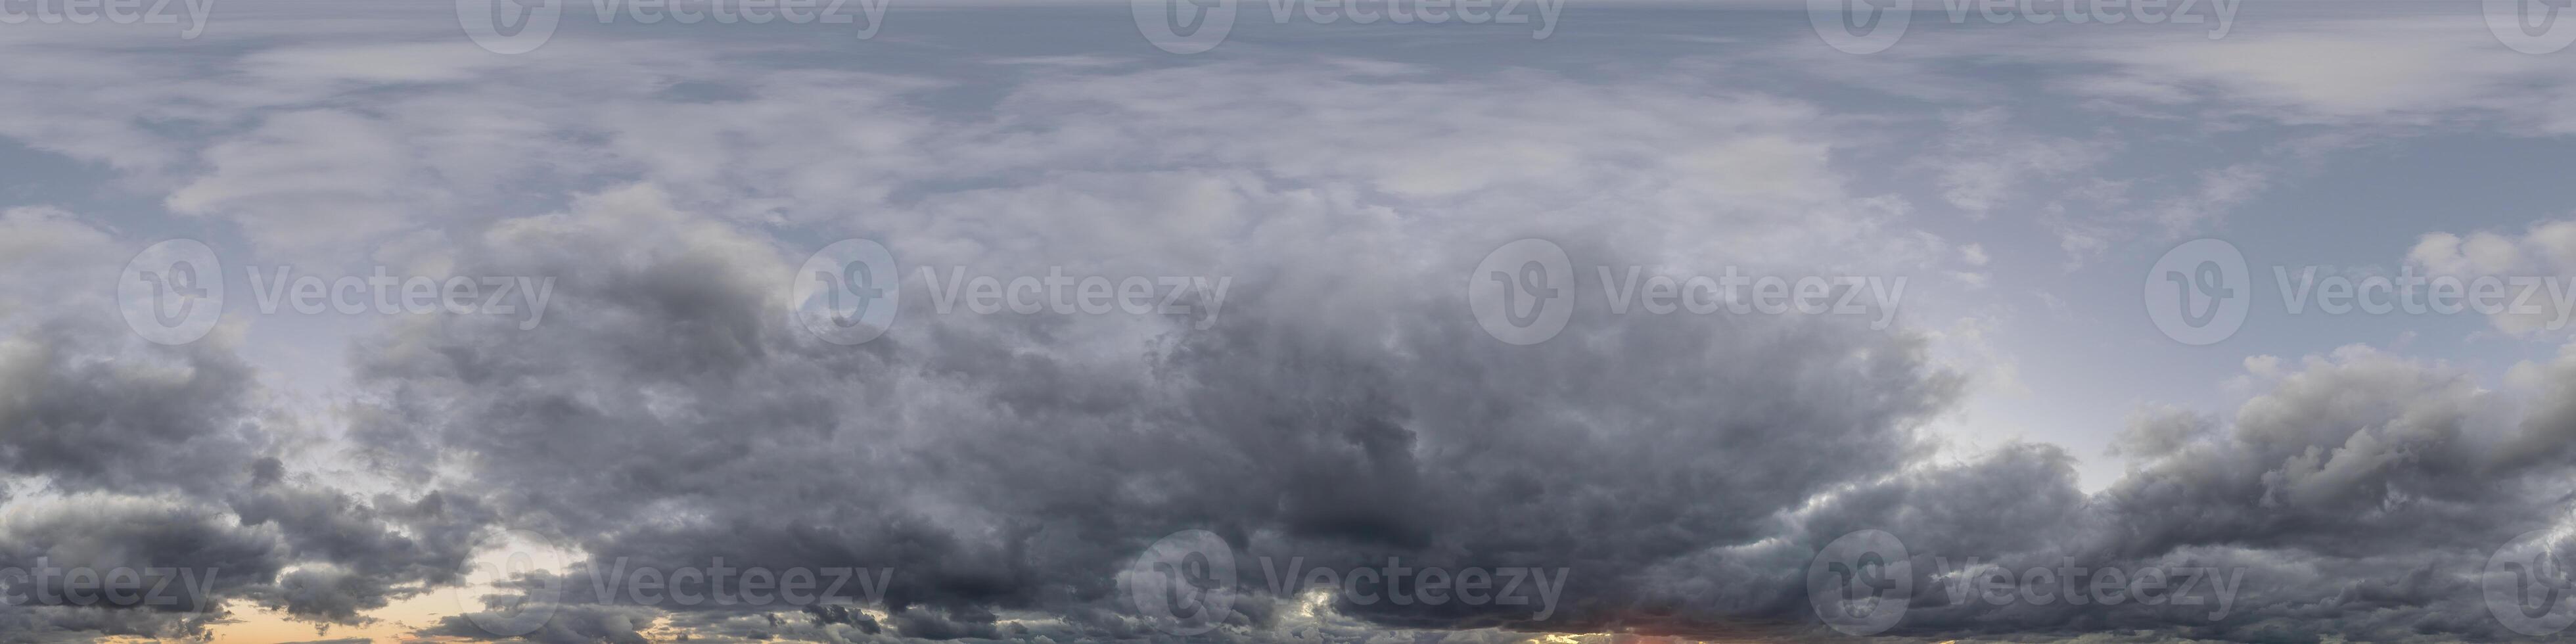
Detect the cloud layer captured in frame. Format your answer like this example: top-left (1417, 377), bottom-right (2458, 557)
top-left (9, 3), bottom-right (2576, 643)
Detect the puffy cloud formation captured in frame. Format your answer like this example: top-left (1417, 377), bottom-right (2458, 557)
top-left (11, 3), bottom-right (2576, 643)
top-left (2408, 219), bottom-right (2576, 336)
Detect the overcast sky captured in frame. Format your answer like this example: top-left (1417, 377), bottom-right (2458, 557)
top-left (11, 1), bottom-right (2576, 642)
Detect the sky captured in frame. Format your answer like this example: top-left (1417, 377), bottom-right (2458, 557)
top-left (11, 0), bottom-right (2576, 642)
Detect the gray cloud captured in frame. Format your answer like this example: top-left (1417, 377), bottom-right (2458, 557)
top-left (10, 5), bottom-right (2576, 643)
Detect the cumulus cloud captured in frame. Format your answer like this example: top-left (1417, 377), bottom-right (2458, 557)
top-left (2408, 219), bottom-right (2576, 336)
top-left (0, 212), bottom-right (497, 639)
top-left (10, 3), bottom-right (2576, 643)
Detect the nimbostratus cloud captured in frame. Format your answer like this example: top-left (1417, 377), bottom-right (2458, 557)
top-left (9, 3), bottom-right (2576, 643)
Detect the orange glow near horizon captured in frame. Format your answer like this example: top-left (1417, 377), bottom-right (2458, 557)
top-left (199, 589), bottom-right (465, 643)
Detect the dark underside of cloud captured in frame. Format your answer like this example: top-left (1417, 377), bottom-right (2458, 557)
top-left (13, 183), bottom-right (2576, 644)
top-left (12, 10), bottom-right (2576, 641)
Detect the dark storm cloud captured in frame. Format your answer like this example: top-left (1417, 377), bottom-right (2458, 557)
top-left (0, 317), bottom-right (277, 641)
top-left (323, 180), bottom-right (2576, 644)
top-left (0, 319), bottom-right (498, 638)
top-left (0, 603), bottom-right (226, 644)
top-left (336, 184), bottom-right (1972, 642)
top-left (11, 17), bottom-right (2576, 644)
top-left (0, 219), bottom-right (502, 640)
top-left (14, 141), bottom-right (2576, 644)
top-left (0, 490), bottom-right (279, 641)
top-left (225, 487), bottom-right (495, 622)
top-left (0, 321), bottom-right (267, 494)
top-left (1759, 346), bottom-right (2576, 643)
